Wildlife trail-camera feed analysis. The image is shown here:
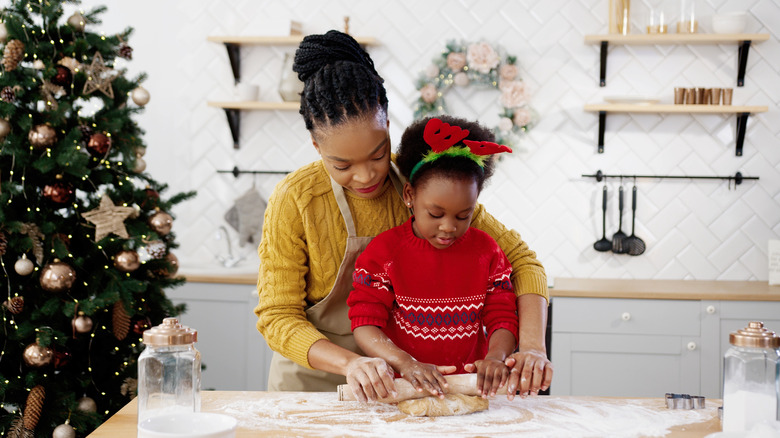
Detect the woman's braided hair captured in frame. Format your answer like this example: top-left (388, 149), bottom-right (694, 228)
top-left (293, 30), bottom-right (388, 132)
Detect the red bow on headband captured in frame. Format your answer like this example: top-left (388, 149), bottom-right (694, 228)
top-left (423, 118), bottom-right (512, 155)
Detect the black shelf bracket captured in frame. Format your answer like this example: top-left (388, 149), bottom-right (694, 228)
top-left (599, 41), bottom-right (608, 87)
top-left (597, 111), bottom-right (606, 153)
top-left (224, 43), bottom-right (241, 84)
top-left (736, 40), bottom-right (751, 87)
top-left (735, 112), bottom-right (749, 157)
top-left (222, 109), bottom-right (241, 149)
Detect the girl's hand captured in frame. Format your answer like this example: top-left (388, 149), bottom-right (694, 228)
top-left (395, 359), bottom-right (456, 398)
top-left (464, 358), bottom-right (510, 398)
top-left (344, 356), bottom-right (397, 403)
top-left (504, 348), bottom-right (553, 400)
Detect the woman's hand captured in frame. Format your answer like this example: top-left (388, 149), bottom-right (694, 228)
top-left (395, 358), bottom-right (456, 398)
top-left (344, 356), bottom-right (397, 403)
top-left (504, 348), bottom-right (553, 400)
top-left (464, 358), bottom-right (510, 398)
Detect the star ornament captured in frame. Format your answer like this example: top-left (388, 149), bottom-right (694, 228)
top-left (82, 194), bottom-right (135, 242)
top-left (82, 52), bottom-right (117, 98)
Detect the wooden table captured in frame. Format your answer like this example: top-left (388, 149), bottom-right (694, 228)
top-left (89, 391), bottom-right (722, 437)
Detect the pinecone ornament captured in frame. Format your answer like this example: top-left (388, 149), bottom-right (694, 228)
top-left (0, 229), bottom-right (7, 255)
top-left (112, 301), bottom-right (131, 340)
top-left (7, 414), bottom-right (31, 438)
top-left (3, 296), bottom-right (24, 314)
top-left (79, 124), bottom-right (94, 143)
top-left (3, 39), bottom-right (25, 71)
top-left (22, 385), bottom-right (45, 430)
top-left (118, 43), bottom-right (133, 60)
top-left (1, 85), bottom-right (15, 102)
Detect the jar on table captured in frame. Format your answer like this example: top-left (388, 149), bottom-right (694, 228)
top-left (722, 321), bottom-right (780, 432)
top-left (137, 317), bottom-right (201, 424)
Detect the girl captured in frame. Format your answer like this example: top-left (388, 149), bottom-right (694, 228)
top-left (348, 116), bottom-right (518, 399)
top-left (254, 30), bottom-right (552, 402)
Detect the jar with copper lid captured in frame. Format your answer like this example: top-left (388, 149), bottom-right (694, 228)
top-left (722, 321), bottom-right (780, 432)
top-left (137, 317), bottom-right (201, 423)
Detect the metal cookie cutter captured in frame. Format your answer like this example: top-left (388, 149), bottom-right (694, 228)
top-left (665, 393), bottom-right (705, 409)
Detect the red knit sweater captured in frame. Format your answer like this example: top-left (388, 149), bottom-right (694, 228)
top-left (348, 218), bottom-right (518, 373)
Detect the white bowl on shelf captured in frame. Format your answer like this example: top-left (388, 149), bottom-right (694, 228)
top-left (138, 413), bottom-right (237, 438)
top-left (712, 12), bottom-right (747, 34)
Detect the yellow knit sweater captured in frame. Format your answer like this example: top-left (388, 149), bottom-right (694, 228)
top-left (255, 160), bottom-right (548, 369)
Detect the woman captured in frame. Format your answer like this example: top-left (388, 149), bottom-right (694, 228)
top-left (254, 30), bottom-right (552, 402)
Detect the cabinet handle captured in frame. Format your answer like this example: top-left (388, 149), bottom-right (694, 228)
top-left (687, 342), bottom-right (697, 351)
top-left (706, 305), bottom-right (716, 314)
top-left (621, 312), bottom-right (631, 321)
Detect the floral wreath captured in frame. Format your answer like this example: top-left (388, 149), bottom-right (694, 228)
top-left (413, 40), bottom-right (534, 151)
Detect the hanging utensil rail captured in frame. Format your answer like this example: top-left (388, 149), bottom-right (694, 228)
top-left (218, 166), bottom-right (291, 178)
top-left (582, 170), bottom-right (758, 186)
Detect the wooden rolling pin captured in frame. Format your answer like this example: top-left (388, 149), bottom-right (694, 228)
top-left (337, 373), bottom-right (509, 403)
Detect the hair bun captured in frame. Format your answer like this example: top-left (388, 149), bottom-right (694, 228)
top-left (293, 30), bottom-right (377, 82)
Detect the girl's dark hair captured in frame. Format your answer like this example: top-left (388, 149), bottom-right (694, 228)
top-left (293, 30), bottom-right (388, 132)
top-left (396, 115), bottom-right (497, 192)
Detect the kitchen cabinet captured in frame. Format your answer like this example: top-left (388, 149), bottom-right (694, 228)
top-left (550, 278), bottom-right (780, 399)
top-left (165, 278), bottom-right (274, 391)
top-left (207, 35), bottom-right (378, 148)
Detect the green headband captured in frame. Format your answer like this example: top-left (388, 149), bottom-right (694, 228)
top-left (409, 146), bottom-right (486, 183)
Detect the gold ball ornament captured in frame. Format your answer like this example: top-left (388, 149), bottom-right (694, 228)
top-left (133, 155), bottom-right (146, 173)
top-left (0, 22), bottom-right (7, 43)
top-left (0, 118), bottom-right (11, 138)
top-left (15, 253), bottom-right (34, 275)
top-left (131, 86), bottom-right (150, 106)
top-left (23, 342), bottom-right (53, 367)
top-left (67, 12), bottom-right (86, 31)
top-left (77, 396), bottom-right (97, 413)
top-left (72, 312), bottom-right (93, 334)
top-left (164, 252), bottom-right (179, 277)
top-left (32, 59), bottom-right (45, 69)
top-left (53, 422), bottom-right (77, 438)
top-left (114, 249), bottom-right (140, 272)
top-left (39, 259), bottom-right (76, 292)
top-left (28, 123), bottom-right (57, 149)
top-left (149, 210), bottom-right (173, 235)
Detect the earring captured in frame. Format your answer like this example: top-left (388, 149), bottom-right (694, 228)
top-left (406, 202), bottom-right (411, 207)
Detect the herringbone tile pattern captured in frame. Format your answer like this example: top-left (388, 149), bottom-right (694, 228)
top-left (84, 0), bottom-right (780, 281)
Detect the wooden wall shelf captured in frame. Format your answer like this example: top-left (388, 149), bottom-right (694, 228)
top-left (585, 33), bottom-right (770, 87)
top-left (584, 104), bottom-right (769, 155)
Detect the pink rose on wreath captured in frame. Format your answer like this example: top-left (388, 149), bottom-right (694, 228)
top-left (420, 84), bottom-right (438, 104)
top-left (454, 72), bottom-right (470, 87)
top-left (513, 108), bottom-right (532, 127)
top-left (498, 117), bottom-right (514, 133)
top-left (466, 42), bottom-right (500, 74)
top-left (446, 52), bottom-right (467, 71)
top-left (500, 81), bottom-right (528, 108)
top-left (499, 64), bottom-right (518, 82)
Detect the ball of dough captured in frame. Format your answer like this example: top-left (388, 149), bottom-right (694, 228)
top-left (397, 394), bottom-right (489, 417)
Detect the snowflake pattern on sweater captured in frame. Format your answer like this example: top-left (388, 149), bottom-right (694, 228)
top-left (348, 218), bottom-right (518, 373)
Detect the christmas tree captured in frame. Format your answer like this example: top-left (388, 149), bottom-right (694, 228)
top-left (0, 1), bottom-right (194, 436)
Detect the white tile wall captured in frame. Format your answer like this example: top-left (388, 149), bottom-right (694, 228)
top-left (80, 0), bottom-right (780, 282)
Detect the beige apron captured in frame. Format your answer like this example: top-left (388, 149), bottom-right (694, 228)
top-left (267, 164), bottom-right (406, 392)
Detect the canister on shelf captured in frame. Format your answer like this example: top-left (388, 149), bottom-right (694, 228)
top-left (721, 321), bottom-right (780, 432)
top-left (137, 318), bottom-right (201, 424)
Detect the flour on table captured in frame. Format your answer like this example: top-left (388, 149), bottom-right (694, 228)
top-left (210, 393), bottom-right (716, 438)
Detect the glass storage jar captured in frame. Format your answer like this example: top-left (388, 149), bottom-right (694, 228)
top-left (137, 317), bottom-right (201, 424)
top-left (722, 321), bottom-right (780, 432)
